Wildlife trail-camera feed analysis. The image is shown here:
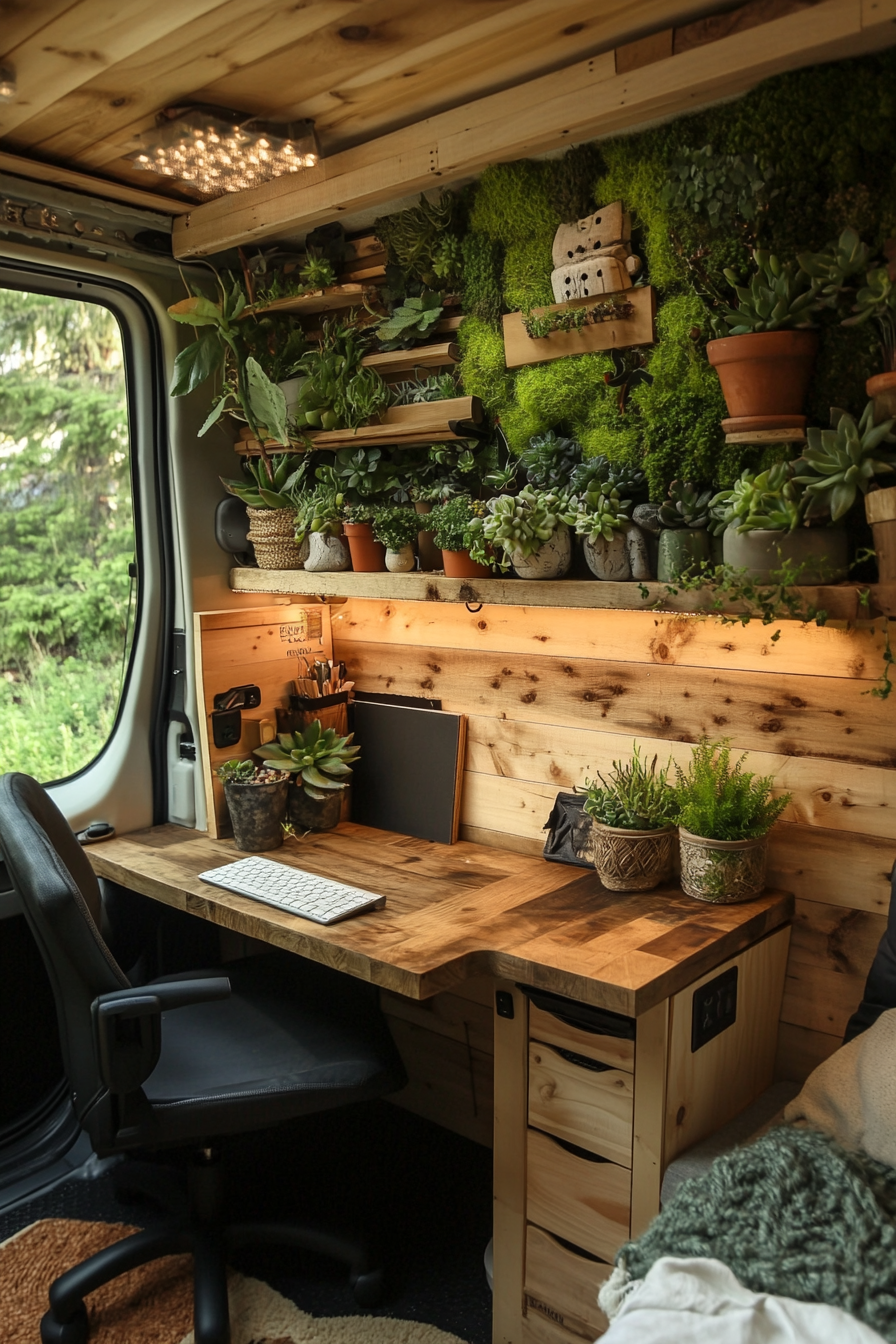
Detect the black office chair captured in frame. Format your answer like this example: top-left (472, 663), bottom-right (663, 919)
top-left (0, 773), bottom-right (407, 1344)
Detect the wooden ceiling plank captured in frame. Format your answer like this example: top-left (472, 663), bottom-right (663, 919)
top-left (172, 0), bottom-right (896, 258)
top-left (0, 1), bottom-right (83, 58)
top-left (0, 146), bottom-right (189, 213)
top-left (7, 0), bottom-right (360, 162)
top-left (0, 0), bottom-right (230, 136)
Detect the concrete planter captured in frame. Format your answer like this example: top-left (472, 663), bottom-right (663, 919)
top-left (583, 530), bottom-right (629, 580)
top-left (385, 544), bottom-right (416, 572)
top-left (722, 525), bottom-right (848, 584)
top-left (657, 528), bottom-right (711, 583)
top-left (510, 524), bottom-right (572, 579)
top-left (304, 532), bottom-right (350, 572)
top-left (224, 778), bottom-right (288, 852)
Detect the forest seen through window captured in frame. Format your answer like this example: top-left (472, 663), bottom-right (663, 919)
top-left (0, 289), bottom-right (135, 781)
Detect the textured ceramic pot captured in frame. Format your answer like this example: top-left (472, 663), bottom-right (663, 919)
top-left (866, 486), bottom-right (896, 581)
top-left (442, 549), bottom-right (490, 578)
top-left (510, 525), bottom-right (572, 580)
top-left (224, 779), bottom-right (287, 852)
top-left (592, 821), bottom-right (676, 892)
top-left (303, 532), bottom-right (350, 572)
top-left (385, 544), bottom-right (415, 572)
top-left (867, 371), bottom-right (896, 425)
top-left (657, 528), bottom-right (711, 583)
top-left (722, 525), bottom-right (848, 584)
top-left (343, 522), bottom-right (386, 572)
top-left (707, 331), bottom-right (819, 432)
top-left (623, 523), bottom-right (651, 580)
top-left (583, 530), bottom-right (629, 580)
top-left (246, 507), bottom-right (307, 570)
top-left (679, 827), bottom-right (768, 904)
top-left (288, 786), bottom-right (343, 833)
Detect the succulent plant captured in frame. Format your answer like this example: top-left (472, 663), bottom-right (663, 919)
top-left (221, 453), bottom-right (302, 510)
top-left (793, 402), bottom-right (896, 522)
top-left (574, 486), bottom-right (632, 543)
top-left (658, 481), bottom-right (713, 529)
top-left (474, 486), bottom-right (576, 568)
top-left (581, 745), bottom-right (679, 831)
top-left (569, 455), bottom-right (647, 501)
top-left (376, 293), bottom-right (444, 351)
top-left (294, 468), bottom-right (345, 541)
top-left (709, 462), bottom-right (803, 534)
top-left (254, 720), bottom-right (360, 800)
top-left (797, 227), bottom-right (871, 302)
top-left (713, 249), bottom-right (822, 336)
top-left (216, 760), bottom-right (287, 784)
top-left (519, 430), bottom-right (583, 491)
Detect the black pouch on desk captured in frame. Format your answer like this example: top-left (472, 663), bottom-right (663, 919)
top-left (542, 792), bottom-right (594, 868)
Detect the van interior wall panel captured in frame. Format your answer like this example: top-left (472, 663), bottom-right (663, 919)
top-left (330, 598), bottom-right (893, 1083)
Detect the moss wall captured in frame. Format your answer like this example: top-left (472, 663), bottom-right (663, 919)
top-left (427, 49), bottom-right (896, 499)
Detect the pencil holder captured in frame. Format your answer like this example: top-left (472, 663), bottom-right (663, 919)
top-left (277, 691), bottom-right (350, 737)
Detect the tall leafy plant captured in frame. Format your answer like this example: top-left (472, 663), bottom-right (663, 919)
top-left (674, 738), bottom-right (791, 841)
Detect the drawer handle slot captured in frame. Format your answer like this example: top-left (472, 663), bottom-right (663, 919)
top-left (520, 985), bottom-right (635, 1040)
top-left (536, 1041), bottom-right (613, 1073)
top-left (536, 1129), bottom-right (611, 1164)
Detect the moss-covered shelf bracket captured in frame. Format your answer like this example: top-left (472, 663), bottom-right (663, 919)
top-left (503, 286), bottom-right (656, 369)
top-left (235, 394), bottom-right (485, 454)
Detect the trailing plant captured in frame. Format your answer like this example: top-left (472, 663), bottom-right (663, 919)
top-left (644, 557), bottom-right (830, 631)
top-left (658, 480), bottom-right (713, 529)
top-left (255, 719), bottom-right (360, 800)
top-left (376, 293), bottom-right (444, 350)
top-left (216, 760), bottom-right (287, 784)
top-left (220, 453), bottom-right (301, 510)
top-left (674, 737), bottom-right (791, 841)
top-left (428, 495), bottom-right (488, 552)
top-left (661, 145), bottom-right (775, 229)
top-left (472, 486), bottom-right (576, 569)
top-left (712, 249), bottom-right (822, 335)
top-left (574, 486), bottom-right (632, 542)
top-left (793, 402), bottom-right (896, 522)
top-left (710, 462), bottom-right (803, 534)
top-left (581, 745), bottom-right (679, 831)
top-left (519, 429), bottom-right (583, 491)
top-left (371, 506), bottom-right (421, 552)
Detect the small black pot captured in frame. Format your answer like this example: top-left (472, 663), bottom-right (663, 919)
top-left (288, 785), bottom-right (343, 833)
top-left (224, 779), bottom-right (288, 852)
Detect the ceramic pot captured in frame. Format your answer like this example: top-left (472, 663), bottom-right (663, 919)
top-left (304, 532), bottom-right (350, 572)
top-left (442, 548), bottom-right (490, 579)
top-left (343, 522), bottom-right (386, 572)
top-left (867, 371), bottom-right (896, 426)
top-left (623, 523), bottom-right (651, 580)
top-left (277, 376), bottom-right (306, 421)
top-left (510, 524), bottom-right (572, 580)
top-left (288, 786), bottom-right (343, 833)
top-left (592, 821), bottom-right (676, 892)
top-left (679, 827), bottom-right (768, 904)
top-left (866, 486), bottom-right (896, 581)
top-left (224, 778), bottom-right (288, 852)
top-left (583, 530), bottom-right (629, 580)
top-left (706, 331), bottom-right (819, 432)
top-left (385, 544), bottom-right (416, 572)
top-left (657, 528), bottom-right (711, 583)
top-left (414, 501), bottom-right (443, 571)
top-left (722, 525), bottom-right (848, 584)
top-left (246, 507), bottom-right (306, 570)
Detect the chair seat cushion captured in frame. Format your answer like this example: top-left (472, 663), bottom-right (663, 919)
top-left (141, 953), bottom-right (406, 1145)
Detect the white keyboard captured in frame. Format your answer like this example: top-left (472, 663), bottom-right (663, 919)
top-left (199, 856), bottom-right (386, 925)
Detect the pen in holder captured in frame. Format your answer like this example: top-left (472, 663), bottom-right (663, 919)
top-left (277, 691), bottom-right (350, 737)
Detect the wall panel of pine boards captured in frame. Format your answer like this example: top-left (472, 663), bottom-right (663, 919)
top-left (331, 597), bottom-right (895, 1081)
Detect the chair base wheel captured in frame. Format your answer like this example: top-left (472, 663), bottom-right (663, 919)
top-left (40, 1304), bottom-right (89, 1344)
top-left (351, 1267), bottom-right (383, 1307)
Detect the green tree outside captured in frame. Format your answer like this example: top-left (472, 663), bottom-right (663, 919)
top-left (0, 289), bottom-right (135, 780)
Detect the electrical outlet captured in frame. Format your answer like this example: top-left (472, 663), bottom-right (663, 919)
top-left (691, 965), bottom-right (738, 1052)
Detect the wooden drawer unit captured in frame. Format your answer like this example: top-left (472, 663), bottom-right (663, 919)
top-left (529, 1003), bottom-right (634, 1072)
top-left (526, 1127), bottom-right (630, 1262)
top-left (524, 1224), bottom-right (611, 1341)
top-left (528, 1041), bottom-right (634, 1166)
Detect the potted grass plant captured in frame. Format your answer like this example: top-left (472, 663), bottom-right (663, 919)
top-left (216, 760), bottom-right (290, 852)
top-left (580, 746), bottom-right (679, 892)
top-left (674, 738), bottom-right (791, 904)
top-left (372, 506), bottom-right (421, 572)
top-left (429, 495), bottom-right (490, 577)
top-left (254, 719), bottom-right (360, 832)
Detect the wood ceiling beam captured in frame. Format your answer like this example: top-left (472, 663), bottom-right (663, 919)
top-left (0, 148), bottom-right (190, 215)
top-left (172, 0), bottom-right (896, 259)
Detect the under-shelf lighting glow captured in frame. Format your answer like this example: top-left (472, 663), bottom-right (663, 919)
top-left (0, 65), bottom-right (17, 102)
top-left (128, 109), bottom-right (319, 196)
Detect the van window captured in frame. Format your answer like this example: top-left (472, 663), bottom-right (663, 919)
top-left (0, 288), bottom-right (135, 782)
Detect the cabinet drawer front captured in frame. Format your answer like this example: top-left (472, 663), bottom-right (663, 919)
top-left (528, 1042), bottom-right (634, 1166)
top-left (530, 1003), bottom-right (634, 1072)
top-left (527, 1128), bottom-right (631, 1262)
top-left (526, 1223), bottom-right (611, 1340)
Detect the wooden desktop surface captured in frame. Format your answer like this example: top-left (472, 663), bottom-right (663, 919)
top-left (88, 823), bottom-right (792, 1016)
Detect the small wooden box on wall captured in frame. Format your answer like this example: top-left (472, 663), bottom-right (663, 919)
top-left (502, 286), bottom-right (656, 369)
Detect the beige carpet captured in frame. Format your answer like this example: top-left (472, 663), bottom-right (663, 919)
top-left (1, 1219), bottom-right (471, 1344)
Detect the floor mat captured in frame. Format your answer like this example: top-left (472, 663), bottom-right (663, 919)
top-left (2, 1218), bottom-right (471, 1344)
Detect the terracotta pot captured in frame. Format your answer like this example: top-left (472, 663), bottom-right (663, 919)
top-left (865, 485), bottom-right (896, 581)
top-left (343, 521), bottom-right (386, 572)
top-left (867, 371), bottom-right (896, 426)
top-left (679, 828), bottom-right (768, 904)
top-left (706, 331), bottom-right (819, 432)
top-left (592, 822), bottom-right (676, 892)
top-left (442, 548), bottom-right (491, 578)
top-left (657, 528), bottom-right (711, 583)
top-left (224, 778), bottom-right (288, 852)
top-left (722, 525), bottom-right (848, 584)
top-left (288, 786), bottom-right (343, 833)
top-left (414, 501), bottom-right (443, 571)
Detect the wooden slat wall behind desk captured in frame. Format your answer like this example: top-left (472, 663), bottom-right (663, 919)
top-left (331, 597), bottom-right (895, 1083)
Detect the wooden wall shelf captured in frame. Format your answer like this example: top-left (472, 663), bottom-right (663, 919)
top-left (360, 342), bottom-right (460, 376)
top-left (235, 395), bottom-right (483, 454)
top-left (228, 567), bottom-right (895, 620)
top-left (244, 284), bottom-right (380, 317)
top-left (503, 286), bottom-right (655, 369)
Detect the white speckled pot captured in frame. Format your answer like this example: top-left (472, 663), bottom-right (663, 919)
top-left (303, 532), bottom-right (350, 572)
top-left (583, 530), bottom-right (630, 580)
top-left (385, 544), bottom-right (416, 572)
top-left (510, 524), bottom-right (572, 580)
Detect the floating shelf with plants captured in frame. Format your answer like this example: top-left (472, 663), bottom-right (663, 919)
top-left (359, 342), bottom-right (460, 376)
top-left (240, 284), bottom-right (383, 318)
top-left (502, 286), bottom-right (656, 369)
top-left (234, 395), bottom-right (485, 454)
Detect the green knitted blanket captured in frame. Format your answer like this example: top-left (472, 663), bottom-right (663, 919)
top-left (619, 1125), bottom-right (896, 1341)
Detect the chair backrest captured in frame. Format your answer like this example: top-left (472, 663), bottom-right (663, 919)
top-left (0, 773), bottom-right (129, 1133)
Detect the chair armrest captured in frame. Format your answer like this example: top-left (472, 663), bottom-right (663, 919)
top-left (92, 977), bottom-right (231, 1093)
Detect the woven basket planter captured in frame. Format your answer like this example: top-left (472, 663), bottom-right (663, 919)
top-left (246, 506), bottom-right (305, 570)
top-left (679, 828), bottom-right (768, 904)
top-left (592, 821), bottom-right (676, 892)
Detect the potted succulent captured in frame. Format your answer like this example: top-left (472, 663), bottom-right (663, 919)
top-left (429, 495), bottom-right (490, 578)
top-left (255, 720), bottom-right (360, 832)
top-left (294, 469), bottom-right (350, 573)
top-left (372, 506), bottom-right (420, 572)
top-left (216, 760), bottom-right (290, 852)
top-left (706, 250), bottom-right (822, 432)
top-left (710, 461), bottom-right (848, 583)
top-left (221, 454), bottom-right (307, 569)
top-left (674, 738), bottom-right (791, 904)
top-left (656, 482), bottom-right (713, 582)
top-left (581, 746), bottom-right (679, 892)
top-left (574, 486), bottom-right (646, 580)
top-left (474, 486), bottom-right (576, 579)
top-left (519, 429), bottom-right (584, 491)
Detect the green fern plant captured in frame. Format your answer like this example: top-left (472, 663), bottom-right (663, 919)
top-left (674, 738), bottom-right (791, 841)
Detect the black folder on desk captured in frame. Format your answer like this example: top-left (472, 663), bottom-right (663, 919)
top-left (350, 701), bottom-right (466, 844)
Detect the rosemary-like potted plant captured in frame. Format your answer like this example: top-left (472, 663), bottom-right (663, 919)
top-left (221, 454), bottom-right (306, 569)
top-left (255, 720), bottom-right (360, 832)
top-left (657, 482), bottom-right (713, 582)
top-left (429, 495), bottom-right (490, 578)
top-left (674, 738), bottom-right (791, 903)
top-left (581, 746), bottom-right (679, 892)
top-left (216, 760), bottom-right (290, 852)
top-left (474, 486), bottom-right (576, 579)
top-left (372, 506), bottom-right (420, 572)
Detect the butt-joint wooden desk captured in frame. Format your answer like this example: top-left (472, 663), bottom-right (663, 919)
top-left (89, 822), bottom-right (793, 1344)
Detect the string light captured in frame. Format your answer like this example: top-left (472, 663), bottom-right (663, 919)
top-left (128, 110), bottom-right (319, 196)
